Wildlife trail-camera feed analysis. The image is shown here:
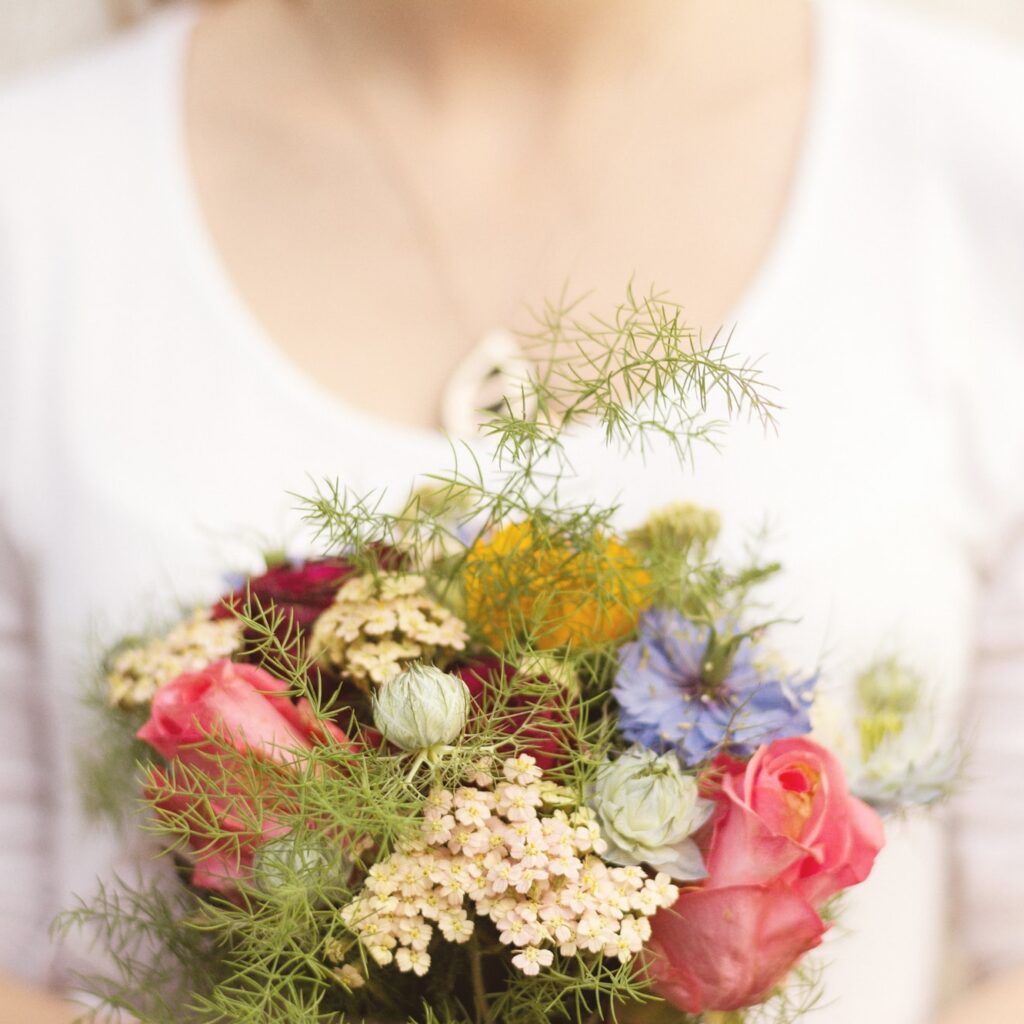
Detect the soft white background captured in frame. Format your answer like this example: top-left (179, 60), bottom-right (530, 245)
top-left (1, 0), bottom-right (1023, 78)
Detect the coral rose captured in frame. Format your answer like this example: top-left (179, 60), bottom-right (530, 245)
top-left (137, 659), bottom-right (349, 894)
top-left (463, 521), bottom-right (650, 650)
top-left (645, 737), bottom-right (884, 1014)
top-left (644, 884), bottom-right (826, 1013)
top-left (705, 737), bottom-right (885, 908)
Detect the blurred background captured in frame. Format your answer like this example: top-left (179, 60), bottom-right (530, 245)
top-left (1, 0), bottom-right (1024, 78)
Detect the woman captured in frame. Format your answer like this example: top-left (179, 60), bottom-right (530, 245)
top-left (0, 0), bottom-right (1022, 1020)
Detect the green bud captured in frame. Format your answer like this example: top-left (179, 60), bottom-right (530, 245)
top-left (261, 547), bottom-right (290, 570)
top-left (252, 834), bottom-right (349, 897)
top-left (373, 663), bottom-right (471, 752)
top-left (857, 710), bottom-right (905, 762)
top-left (590, 747), bottom-right (713, 880)
top-left (538, 780), bottom-right (576, 809)
top-left (628, 502), bottom-right (721, 554)
top-left (856, 658), bottom-right (922, 717)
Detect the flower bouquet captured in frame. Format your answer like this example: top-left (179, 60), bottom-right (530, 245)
top-left (62, 292), bottom-right (951, 1024)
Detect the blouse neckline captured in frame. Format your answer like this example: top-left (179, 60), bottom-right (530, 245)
top-left (149, 0), bottom-right (841, 449)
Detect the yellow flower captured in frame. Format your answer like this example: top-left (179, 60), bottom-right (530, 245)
top-left (463, 521), bottom-right (650, 651)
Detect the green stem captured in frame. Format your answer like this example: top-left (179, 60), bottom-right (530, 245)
top-left (468, 933), bottom-right (495, 1024)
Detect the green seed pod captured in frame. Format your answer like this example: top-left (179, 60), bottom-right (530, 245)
top-left (372, 663), bottom-right (471, 752)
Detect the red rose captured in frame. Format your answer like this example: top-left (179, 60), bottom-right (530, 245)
top-left (455, 659), bottom-right (574, 771)
top-left (211, 558), bottom-right (356, 636)
top-left (137, 659), bottom-right (350, 894)
top-left (645, 737), bottom-right (884, 1014)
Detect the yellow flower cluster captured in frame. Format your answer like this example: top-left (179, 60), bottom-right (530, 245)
top-left (310, 573), bottom-right (468, 687)
top-left (339, 755), bottom-right (678, 979)
top-left (106, 609), bottom-right (244, 708)
top-left (463, 521), bottom-right (651, 651)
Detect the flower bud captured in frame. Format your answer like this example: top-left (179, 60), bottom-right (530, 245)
top-left (856, 657), bottom-right (922, 717)
top-left (628, 502), bottom-right (721, 554)
top-left (372, 663), bottom-right (471, 752)
top-left (590, 747), bottom-right (713, 880)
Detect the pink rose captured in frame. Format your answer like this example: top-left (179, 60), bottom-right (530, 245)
top-left (645, 884), bottom-right (826, 1013)
top-left (137, 659), bottom-right (350, 894)
top-left (645, 737), bottom-right (884, 1014)
top-left (705, 737), bottom-right (885, 908)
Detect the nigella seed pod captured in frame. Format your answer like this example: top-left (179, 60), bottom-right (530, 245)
top-left (252, 834), bottom-right (350, 898)
top-left (372, 663), bottom-right (471, 752)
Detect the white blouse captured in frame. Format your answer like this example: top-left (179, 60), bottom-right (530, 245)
top-left (1, 2), bottom-right (1023, 1020)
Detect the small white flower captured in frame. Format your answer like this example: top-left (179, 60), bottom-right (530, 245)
top-left (438, 911), bottom-right (474, 944)
top-left (106, 609), bottom-right (243, 708)
top-left (511, 945), bottom-right (553, 976)
top-left (504, 754), bottom-right (544, 785)
top-left (395, 947), bottom-right (431, 976)
top-left (338, 755), bottom-right (682, 988)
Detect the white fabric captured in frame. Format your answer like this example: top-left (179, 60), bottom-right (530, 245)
top-left (0, 0), bottom-right (1022, 1018)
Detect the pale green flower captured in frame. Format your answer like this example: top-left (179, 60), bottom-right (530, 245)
top-left (373, 663), bottom-right (471, 753)
top-left (856, 657), bottom-right (923, 718)
top-left (812, 691), bottom-right (959, 813)
top-left (590, 747), bottom-right (713, 880)
top-left (853, 721), bottom-right (960, 811)
top-left (627, 501), bottom-right (721, 554)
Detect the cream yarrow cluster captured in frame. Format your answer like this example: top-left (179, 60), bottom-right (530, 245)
top-left (106, 609), bottom-right (244, 708)
top-left (310, 573), bottom-right (468, 687)
top-left (339, 755), bottom-right (679, 979)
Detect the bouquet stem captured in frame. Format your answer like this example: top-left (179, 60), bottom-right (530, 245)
top-left (468, 933), bottom-right (495, 1024)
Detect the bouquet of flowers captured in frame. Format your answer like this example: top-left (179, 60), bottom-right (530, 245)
top-left (62, 292), bottom-right (952, 1024)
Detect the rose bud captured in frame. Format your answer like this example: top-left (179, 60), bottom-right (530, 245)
top-left (372, 663), bottom-right (471, 753)
top-left (590, 747), bottom-right (714, 880)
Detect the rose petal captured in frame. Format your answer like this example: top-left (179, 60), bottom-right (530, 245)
top-left (646, 884), bottom-right (826, 1013)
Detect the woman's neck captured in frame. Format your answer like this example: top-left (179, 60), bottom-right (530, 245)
top-left (205, 0), bottom-right (793, 172)
top-left (296, 0), bottom-right (667, 83)
top-left (223, 0), bottom-right (721, 125)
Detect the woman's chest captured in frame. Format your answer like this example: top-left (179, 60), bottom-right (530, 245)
top-left (39, 269), bottom-right (980, 715)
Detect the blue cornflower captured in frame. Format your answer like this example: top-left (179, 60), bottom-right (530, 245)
top-left (613, 607), bottom-right (816, 766)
